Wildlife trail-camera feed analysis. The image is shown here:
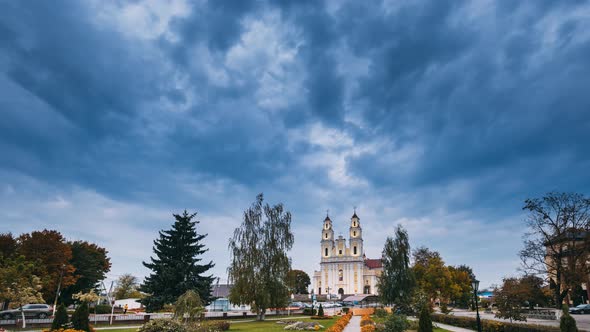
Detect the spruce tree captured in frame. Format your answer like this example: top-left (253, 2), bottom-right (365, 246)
top-left (71, 302), bottom-right (90, 332)
top-left (318, 304), bottom-right (324, 317)
top-left (140, 210), bottom-right (214, 312)
top-left (560, 305), bottom-right (578, 332)
top-left (51, 304), bottom-right (69, 330)
top-left (418, 304), bottom-right (433, 332)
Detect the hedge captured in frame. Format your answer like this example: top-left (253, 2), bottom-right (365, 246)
top-left (431, 314), bottom-right (560, 332)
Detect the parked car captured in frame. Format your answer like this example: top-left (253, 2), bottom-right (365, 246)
top-left (0, 304), bottom-right (53, 320)
top-left (570, 304), bottom-right (590, 314)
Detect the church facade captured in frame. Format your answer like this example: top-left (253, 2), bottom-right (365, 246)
top-left (312, 212), bottom-right (383, 297)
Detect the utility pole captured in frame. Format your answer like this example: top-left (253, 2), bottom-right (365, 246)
top-left (53, 264), bottom-right (66, 316)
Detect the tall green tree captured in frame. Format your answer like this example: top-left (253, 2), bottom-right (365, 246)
top-left (448, 265), bottom-right (473, 308)
top-left (60, 241), bottom-right (111, 305)
top-left (228, 194), bottom-right (294, 321)
top-left (413, 247), bottom-right (452, 305)
top-left (140, 211), bottom-right (214, 312)
top-left (286, 269), bottom-right (311, 294)
top-left (378, 225), bottom-right (415, 312)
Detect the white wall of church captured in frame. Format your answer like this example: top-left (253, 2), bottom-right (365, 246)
top-left (312, 212), bottom-right (381, 297)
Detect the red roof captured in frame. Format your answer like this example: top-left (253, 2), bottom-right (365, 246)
top-left (364, 258), bottom-right (382, 269)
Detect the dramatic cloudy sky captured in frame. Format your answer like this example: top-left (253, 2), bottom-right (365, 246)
top-left (1, 0), bottom-right (590, 289)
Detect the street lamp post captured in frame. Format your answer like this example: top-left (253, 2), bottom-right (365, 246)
top-left (472, 279), bottom-right (482, 332)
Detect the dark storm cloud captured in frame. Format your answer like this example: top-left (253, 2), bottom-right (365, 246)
top-left (1, 0), bottom-right (589, 209)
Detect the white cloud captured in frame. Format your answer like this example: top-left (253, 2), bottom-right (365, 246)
top-left (90, 0), bottom-right (192, 41)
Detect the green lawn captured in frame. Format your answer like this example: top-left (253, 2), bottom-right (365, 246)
top-left (229, 317), bottom-right (337, 331)
top-left (90, 317), bottom-right (337, 332)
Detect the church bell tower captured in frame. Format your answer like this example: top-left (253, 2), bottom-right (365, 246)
top-left (321, 214), bottom-right (334, 258)
top-left (349, 210), bottom-right (363, 257)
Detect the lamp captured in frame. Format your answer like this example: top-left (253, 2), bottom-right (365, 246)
top-left (472, 279), bottom-right (482, 332)
top-left (472, 279), bottom-right (479, 293)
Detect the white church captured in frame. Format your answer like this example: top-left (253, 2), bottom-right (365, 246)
top-left (312, 211), bottom-right (383, 298)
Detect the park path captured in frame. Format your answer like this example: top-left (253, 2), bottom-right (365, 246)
top-left (343, 315), bottom-right (361, 332)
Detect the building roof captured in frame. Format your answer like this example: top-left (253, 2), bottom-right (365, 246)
top-left (211, 284), bottom-right (231, 298)
top-left (352, 212), bottom-right (359, 219)
top-left (324, 214), bottom-right (331, 221)
top-left (364, 258), bottom-right (382, 269)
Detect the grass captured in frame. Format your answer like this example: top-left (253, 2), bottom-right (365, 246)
top-left (88, 317), bottom-right (337, 332)
top-left (228, 317), bottom-right (337, 331)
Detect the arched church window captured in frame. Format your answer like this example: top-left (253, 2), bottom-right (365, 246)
top-left (325, 233), bottom-right (328, 239)
top-left (353, 231), bottom-right (356, 237)
top-left (338, 269), bottom-right (343, 281)
top-left (353, 246), bottom-right (357, 255)
top-left (325, 248), bottom-right (328, 256)
top-left (339, 249), bottom-right (342, 255)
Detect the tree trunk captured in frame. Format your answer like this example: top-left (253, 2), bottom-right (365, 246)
top-left (21, 307), bottom-right (26, 328)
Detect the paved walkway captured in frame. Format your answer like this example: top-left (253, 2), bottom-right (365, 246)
top-left (343, 315), bottom-right (361, 332)
top-left (434, 321), bottom-right (475, 332)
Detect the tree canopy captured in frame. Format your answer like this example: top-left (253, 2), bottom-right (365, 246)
top-left (286, 269), bottom-right (311, 295)
top-left (228, 193), bottom-right (294, 321)
top-left (141, 210), bottom-right (214, 312)
top-left (114, 274), bottom-right (142, 300)
top-left (520, 192), bottom-right (590, 308)
top-left (60, 241), bottom-right (111, 305)
top-left (378, 225), bottom-right (415, 312)
top-left (17, 230), bottom-right (78, 303)
top-left (0, 230), bottom-right (110, 308)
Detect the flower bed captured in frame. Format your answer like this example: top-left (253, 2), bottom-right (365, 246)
top-left (360, 315), bottom-right (375, 332)
top-left (326, 312), bottom-right (353, 332)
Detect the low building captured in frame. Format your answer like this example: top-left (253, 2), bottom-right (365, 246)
top-left (207, 283), bottom-right (251, 312)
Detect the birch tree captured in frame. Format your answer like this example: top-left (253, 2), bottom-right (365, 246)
top-left (228, 194), bottom-right (294, 320)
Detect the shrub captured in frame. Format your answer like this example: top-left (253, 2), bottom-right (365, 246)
top-left (383, 314), bottom-right (408, 332)
top-left (214, 321), bottom-right (230, 331)
top-left (139, 319), bottom-right (187, 332)
top-left (560, 305), bottom-right (577, 332)
top-left (191, 321), bottom-right (230, 331)
top-left (418, 305), bottom-right (433, 332)
top-left (374, 308), bottom-right (388, 318)
top-left (52, 304), bottom-right (69, 330)
top-left (303, 308), bottom-right (317, 316)
top-left (432, 313), bottom-right (560, 332)
top-left (318, 304), bottom-right (324, 317)
top-left (71, 303), bottom-right (90, 332)
top-left (342, 307), bottom-right (350, 314)
top-left (93, 305), bottom-right (112, 315)
top-left (440, 302), bottom-right (451, 314)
